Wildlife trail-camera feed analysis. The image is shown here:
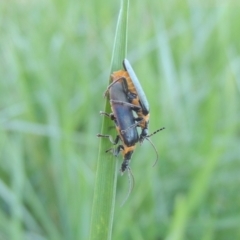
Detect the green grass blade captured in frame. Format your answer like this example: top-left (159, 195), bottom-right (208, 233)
top-left (89, 0), bottom-right (129, 240)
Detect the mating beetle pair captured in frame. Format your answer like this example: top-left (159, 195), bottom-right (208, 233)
top-left (98, 59), bottom-right (164, 175)
top-left (104, 59), bottom-right (151, 143)
top-left (97, 73), bottom-right (138, 174)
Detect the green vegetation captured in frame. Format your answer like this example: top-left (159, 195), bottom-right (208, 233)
top-left (0, 0), bottom-right (240, 240)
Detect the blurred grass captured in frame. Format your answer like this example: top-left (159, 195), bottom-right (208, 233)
top-left (0, 0), bottom-right (240, 240)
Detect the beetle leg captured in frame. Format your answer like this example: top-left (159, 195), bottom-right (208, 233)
top-left (115, 144), bottom-right (124, 156)
top-left (120, 118), bottom-right (144, 134)
top-left (96, 134), bottom-right (120, 145)
top-left (120, 123), bottom-right (138, 134)
top-left (99, 111), bottom-right (115, 120)
top-left (106, 144), bottom-right (124, 156)
top-left (103, 76), bottom-right (126, 97)
top-left (110, 100), bottom-right (141, 110)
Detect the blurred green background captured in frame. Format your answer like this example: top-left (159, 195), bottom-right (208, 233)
top-left (1, 0), bottom-right (240, 239)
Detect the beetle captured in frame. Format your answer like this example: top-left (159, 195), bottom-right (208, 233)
top-left (104, 63), bottom-right (148, 142)
top-left (103, 59), bottom-right (165, 165)
top-left (97, 71), bottom-right (139, 174)
top-left (123, 58), bottom-right (150, 141)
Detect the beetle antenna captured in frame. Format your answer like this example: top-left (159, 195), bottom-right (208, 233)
top-left (120, 167), bottom-right (135, 207)
top-left (144, 127), bottom-right (165, 167)
top-left (145, 137), bottom-right (159, 167)
top-left (146, 127), bottom-right (165, 138)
